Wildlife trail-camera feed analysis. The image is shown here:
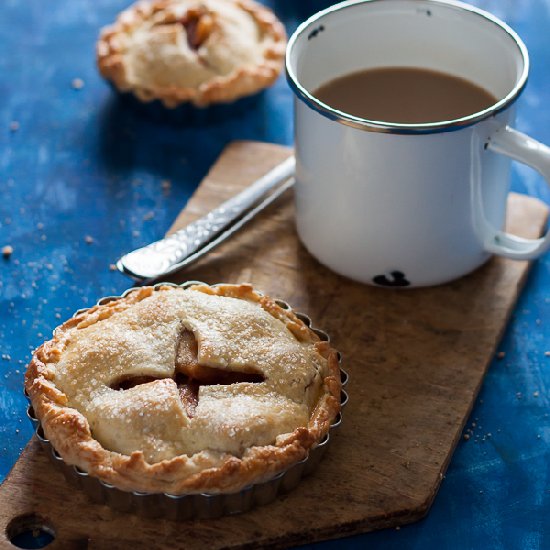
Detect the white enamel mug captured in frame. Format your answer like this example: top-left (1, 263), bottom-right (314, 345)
top-left (286, 0), bottom-right (550, 287)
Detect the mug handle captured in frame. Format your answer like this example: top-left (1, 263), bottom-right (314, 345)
top-left (475, 125), bottom-right (550, 260)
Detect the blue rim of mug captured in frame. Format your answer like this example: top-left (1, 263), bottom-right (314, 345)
top-left (285, 0), bottom-right (530, 135)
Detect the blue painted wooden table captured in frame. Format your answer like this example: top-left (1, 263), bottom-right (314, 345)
top-left (1, 1), bottom-right (548, 548)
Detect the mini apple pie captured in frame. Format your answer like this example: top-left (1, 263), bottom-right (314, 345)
top-left (96, 0), bottom-right (286, 107)
top-left (25, 283), bottom-right (341, 495)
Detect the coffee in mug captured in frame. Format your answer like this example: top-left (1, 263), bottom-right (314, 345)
top-left (313, 67), bottom-right (497, 124)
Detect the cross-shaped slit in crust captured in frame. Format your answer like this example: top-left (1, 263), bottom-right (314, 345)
top-left (110, 329), bottom-right (265, 418)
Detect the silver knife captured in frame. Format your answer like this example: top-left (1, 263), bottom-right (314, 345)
top-left (117, 156), bottom-right (296, 280)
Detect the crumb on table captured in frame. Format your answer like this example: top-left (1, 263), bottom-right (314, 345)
top-left (72, 78), bottom-right (85, 90)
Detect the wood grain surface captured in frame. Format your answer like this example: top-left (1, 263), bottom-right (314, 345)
top-left (1, 141), bottom-right (548, 550)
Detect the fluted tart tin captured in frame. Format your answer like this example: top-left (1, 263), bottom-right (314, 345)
top-left (25, 282), bottom-right (348, 519)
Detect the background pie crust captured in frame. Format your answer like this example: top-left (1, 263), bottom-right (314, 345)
top-left (96, 0), bottom-right (287, 108)
top-left (25, 284), bottom-right (341, 495)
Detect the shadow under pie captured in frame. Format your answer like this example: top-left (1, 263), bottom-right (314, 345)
top-left (110, 86), bottom-right (268, 126)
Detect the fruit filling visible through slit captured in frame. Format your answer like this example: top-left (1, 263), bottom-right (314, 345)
top-left (176, 376), bottom-right (200, 418)
top-left (111, 329), bottom-right (265, 418)
top-left (180, 6), bottom-right (214, 51)
top-left (175, 329), bottom-right (265, 416)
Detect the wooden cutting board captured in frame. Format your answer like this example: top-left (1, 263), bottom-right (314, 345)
top-left (1, 141), bottom-right (548, 550)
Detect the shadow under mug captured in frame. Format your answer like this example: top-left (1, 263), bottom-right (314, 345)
top-left (286, 0), bottom-right (550, 288)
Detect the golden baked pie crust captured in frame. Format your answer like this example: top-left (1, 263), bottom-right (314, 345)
top-left (25, 284), bottom-right (341, 494)
top-left (96, 0), bottom-right (286, 108)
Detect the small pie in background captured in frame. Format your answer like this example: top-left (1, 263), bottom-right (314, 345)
top-left (25, 283), bottom-right (341, 495)
top-left (96, 0), bottom-right (287, 108)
